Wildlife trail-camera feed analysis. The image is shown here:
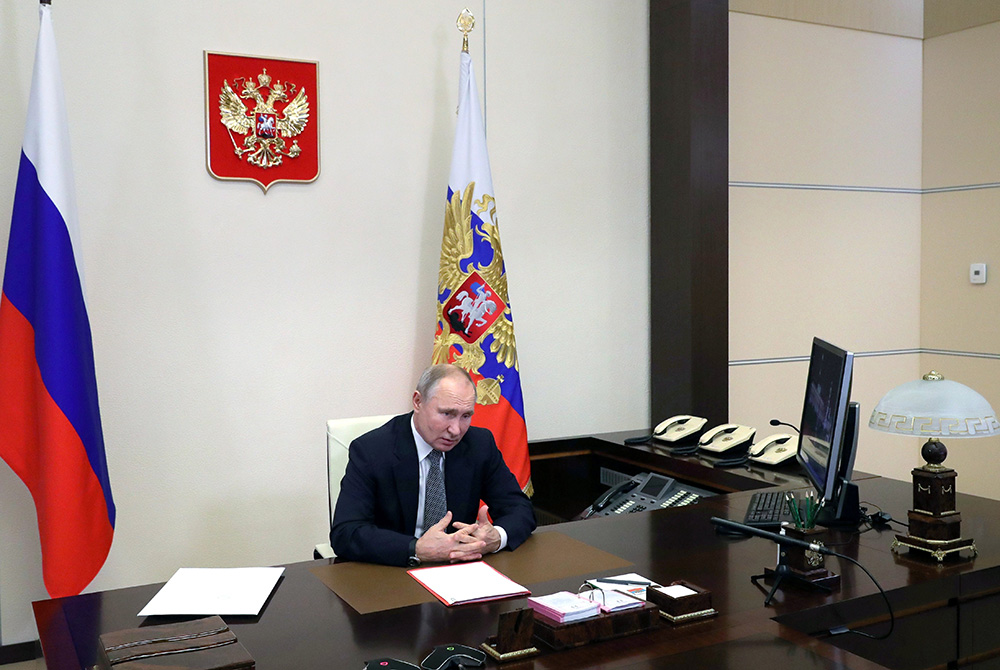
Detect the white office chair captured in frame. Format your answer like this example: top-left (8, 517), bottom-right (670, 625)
top-left (314, 414), bottom-right (398, 559)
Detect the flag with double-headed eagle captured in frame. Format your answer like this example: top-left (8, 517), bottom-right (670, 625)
top-left (433, 49), bottom-right (532, 496)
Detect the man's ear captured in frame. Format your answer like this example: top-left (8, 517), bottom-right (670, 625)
top-left (412, 390), bottom-right (422, 412)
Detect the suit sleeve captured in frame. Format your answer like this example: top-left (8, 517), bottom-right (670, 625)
top-left (476, 431), bottom-right (536, 550)
top-left (330, 436), bottom-right (413, 566)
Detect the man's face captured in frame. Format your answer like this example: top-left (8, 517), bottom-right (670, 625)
top-left (412, 375), bottom-right (476, 452)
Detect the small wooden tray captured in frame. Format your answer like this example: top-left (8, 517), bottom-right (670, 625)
top-left (646, 580), bottom-right (714, 622)
top-left (532, 601), bottom-right (660, 650)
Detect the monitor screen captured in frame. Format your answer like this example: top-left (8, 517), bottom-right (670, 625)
top-left (796, 338), bottom-right (854, 502)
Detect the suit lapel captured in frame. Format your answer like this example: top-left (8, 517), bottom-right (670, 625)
top-left (392, 414), bottom-right (419, 535)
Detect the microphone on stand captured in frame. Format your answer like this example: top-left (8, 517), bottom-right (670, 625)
top-left (709, 517), bottom-right (895, 639)
top-left (709, 517), bottom-right (832, 554)
top-left (769, 419), bottom-right (800, 434)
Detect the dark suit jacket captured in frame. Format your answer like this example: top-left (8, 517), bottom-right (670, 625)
top-left (330, 413), bottom-right (536, 566)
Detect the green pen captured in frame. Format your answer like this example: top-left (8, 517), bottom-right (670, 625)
top-left (786, 492), bottom-right (803, 528)
top-left (809, 496), bottom-right (824, 528)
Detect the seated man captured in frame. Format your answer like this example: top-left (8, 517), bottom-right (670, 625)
top-left (331, 364), bottom-right (536, 566)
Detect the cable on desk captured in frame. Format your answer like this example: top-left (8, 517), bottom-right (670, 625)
top-left (860, 502), bottom-right (907, 529)
top-left (824, 548), bottom-right (895, 640)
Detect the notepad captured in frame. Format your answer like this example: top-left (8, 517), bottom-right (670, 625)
top-left (407, 561), bottom-right (530, 606)
top-left (527, 591), bottom-right (601, 623)
top-left (581, 588), bottom-right (646, 613)
top-left (585, 572), bottom-right (660, 600)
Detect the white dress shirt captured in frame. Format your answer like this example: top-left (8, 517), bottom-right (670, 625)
top-left (410, 417), bottom-right (507, 551)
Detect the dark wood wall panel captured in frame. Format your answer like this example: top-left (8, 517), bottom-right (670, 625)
top-left (649, 0), bottom-right (729, 426)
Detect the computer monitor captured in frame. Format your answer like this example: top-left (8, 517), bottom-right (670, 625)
top-left (795, 337), bottom-right (861, 526)
top-left (825, 400), bottom-right (860, 525)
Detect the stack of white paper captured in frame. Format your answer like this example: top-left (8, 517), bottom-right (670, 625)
top-left (138, 567), bottom-right (284, 617)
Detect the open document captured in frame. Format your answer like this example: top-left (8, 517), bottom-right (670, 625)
top-left (138, 567), bottom-right (284, 616)
top-left (407, 561), bottom-right (529, 606)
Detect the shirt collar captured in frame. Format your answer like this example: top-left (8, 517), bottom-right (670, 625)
top-left (410, 415), bottom-right (440, 462)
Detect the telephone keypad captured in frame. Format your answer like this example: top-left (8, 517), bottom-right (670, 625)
top-left (590, 473), bottom-right (716, 518)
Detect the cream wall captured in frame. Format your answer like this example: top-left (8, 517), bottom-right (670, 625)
top-left (728, 12), bottom-right (924, 483)
top-left (730, 10), bottom-right (1000, 500)
top-left (0, 0), bottom-right (649, 644)
top-left (921, 21), bottom-right (1000, 498)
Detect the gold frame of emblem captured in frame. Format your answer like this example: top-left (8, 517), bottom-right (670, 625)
top-left (203, 50), bottom-right (321, 193)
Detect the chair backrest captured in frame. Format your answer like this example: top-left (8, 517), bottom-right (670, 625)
top-left (326, 415), bottom-right (398, 527)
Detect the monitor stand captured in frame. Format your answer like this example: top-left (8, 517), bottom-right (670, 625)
top-left (817, 482), bottom-right (861, 528)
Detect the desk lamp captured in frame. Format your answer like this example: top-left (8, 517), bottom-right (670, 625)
top-left (869, 371), bottom-right (999, 561)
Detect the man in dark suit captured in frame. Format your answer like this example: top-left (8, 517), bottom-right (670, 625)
top-left (330, 364), bottom-right (536, 566)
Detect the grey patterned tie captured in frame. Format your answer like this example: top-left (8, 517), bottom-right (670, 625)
top-left (423, 450), bottom-right (447, 532)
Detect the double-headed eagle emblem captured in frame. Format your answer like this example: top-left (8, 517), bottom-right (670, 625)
top-left (433, 183), bottom-right (518, 405)
top-left (218, 68), bottom-right (309, 169)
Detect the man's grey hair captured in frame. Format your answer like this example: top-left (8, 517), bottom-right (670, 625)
top-left (416, 364), bottom-right (477, 403)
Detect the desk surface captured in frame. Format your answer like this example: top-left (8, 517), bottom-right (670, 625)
top-left (33, 474), bottom-right (1000, 670)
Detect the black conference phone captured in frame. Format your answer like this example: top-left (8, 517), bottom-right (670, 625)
top-left (584, 472), bottom-right (710, 518)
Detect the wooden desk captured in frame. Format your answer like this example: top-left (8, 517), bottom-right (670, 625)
top-left (33, 476), bottom-right (1000, 670)
top-left (528, 430), bottom-right (831, 523)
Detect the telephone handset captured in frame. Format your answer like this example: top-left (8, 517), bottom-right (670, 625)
top-left (584, 477), bottom-right (641, 518)
top-left (698, 423), bottom-right (756, 454)
top-left (652, 415), bottom-right (708, 443)
top-left (748, 433), bottom-right (797, 466)
top-left (584, 472), bottom-right (706, 518)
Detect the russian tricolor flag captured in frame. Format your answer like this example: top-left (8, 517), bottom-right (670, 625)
top-left (0, 4), bottom-right (114, 598)
top-left (433, 48), bottom-right (532, 496)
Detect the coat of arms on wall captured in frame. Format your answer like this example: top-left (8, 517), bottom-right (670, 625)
top-left (204, 51), bottom-right (320, 193)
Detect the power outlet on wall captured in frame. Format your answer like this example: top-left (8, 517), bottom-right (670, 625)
top-left (970, 263), bottom-right (987, 285)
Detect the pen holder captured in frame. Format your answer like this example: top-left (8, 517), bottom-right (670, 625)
top-left (779, 525), bottom-right (827, 575)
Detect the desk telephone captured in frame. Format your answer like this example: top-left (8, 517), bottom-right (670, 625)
top-left (647, 415), bottom-right (795, 468)
top-left (698, 423), bottom-right (756, 454)
top-left (652, 415), bottom-right (708, 443)
top-left (584, 472), bottom-right (703, 518)
top-left (748, 433), bottom-right (797, 465)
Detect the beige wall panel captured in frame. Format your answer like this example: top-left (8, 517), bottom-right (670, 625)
top-left (730, 12), bottom-right (922, 187)
top-left (922, 21), bottom-right (1000, 187)
top-left (915, 354), bottom-right (1000, 500)
top-left (729, 360), bottom-right (808, 436)
top-left (920, 189), bottom-right (1000, 352)
top-left (730, 0), bottom-right (923, 38)
top-left (730, 187), bottom-right (921, 361)
top-left (729, 352), bottom-right (921, 485)
top-left (852, 353), bottom-right (925, 482)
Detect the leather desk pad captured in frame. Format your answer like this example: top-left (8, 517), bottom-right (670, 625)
top-left (310, 530), bottom-right (632, 615)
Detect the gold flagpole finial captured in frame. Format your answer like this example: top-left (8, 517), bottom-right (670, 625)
top-left (456, 8), bottom-right (475, 53)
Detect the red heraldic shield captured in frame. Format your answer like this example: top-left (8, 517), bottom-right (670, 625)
top-left (443, 272), bottom-right (507, 344)
top-left (204, 52), bottom-right (319, 192)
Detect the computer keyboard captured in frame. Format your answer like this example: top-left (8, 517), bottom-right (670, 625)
top-left (742, 490), bottom-right (795, 529)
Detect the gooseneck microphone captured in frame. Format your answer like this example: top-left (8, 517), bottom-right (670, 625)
top-left (769, 418), bottom-right (800, 434)
top-left (709, 517), bottom-right (832, 554)
top-left (709, 516), bottom-right (895, 640)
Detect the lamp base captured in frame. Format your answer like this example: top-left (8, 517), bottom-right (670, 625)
top-left (891, 533), bottom-right (976, 562)
top-left (907, 509), bottom-right (961, 541)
